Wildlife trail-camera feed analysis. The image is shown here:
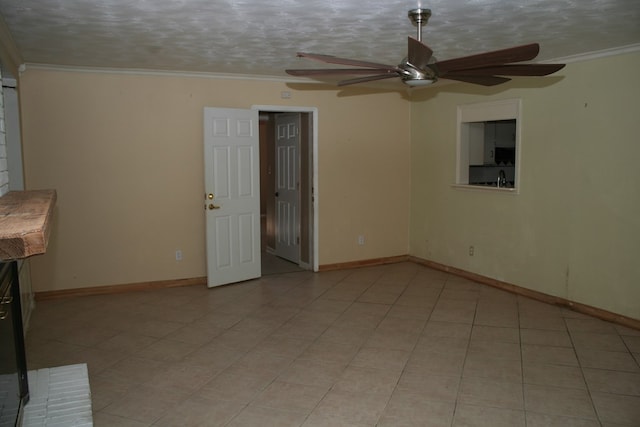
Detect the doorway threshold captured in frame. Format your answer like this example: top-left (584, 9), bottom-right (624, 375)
top-left (261, 251), bottom-right (304, 275)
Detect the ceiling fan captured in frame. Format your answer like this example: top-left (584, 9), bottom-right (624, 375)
top-left (286, 8), bottom-right (565, 87)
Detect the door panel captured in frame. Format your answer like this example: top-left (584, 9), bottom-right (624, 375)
top-left (204, 107), bottom-right (261, 287)
top-left (214, 216), bottom-right (232, 268)
top-left (213, 147), bottom-right (231, 197)
top-left (238, 213), bottom-right (255, 263)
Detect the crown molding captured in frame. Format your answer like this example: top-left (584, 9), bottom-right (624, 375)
top-left (19, 43), bottom-right (640, 82)
top-left (544, 43), bottom-right (640, 64)
top-left (21, 62), bottom-right (302, 84)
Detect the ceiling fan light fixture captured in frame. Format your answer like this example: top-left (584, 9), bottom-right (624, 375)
top-left (399, 59), bottom-right (437, 86)
top-left (403, 78), bottom-right (435, 87)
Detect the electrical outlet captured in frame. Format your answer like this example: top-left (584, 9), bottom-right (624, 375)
top-left (358, 235), bottom-right (365, 245)
top-left (468, 246), bottom-right (474, 256)
top-left (175, 249), bottom-right (183, 261)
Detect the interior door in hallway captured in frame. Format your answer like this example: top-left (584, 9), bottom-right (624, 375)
top-left (203, 107), bottom-right (261, 287)
top-left (274, 113), bottom-right (300, 263)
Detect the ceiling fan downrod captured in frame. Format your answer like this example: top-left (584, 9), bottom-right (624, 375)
top-left (408, 8), bottom-right (431, 42)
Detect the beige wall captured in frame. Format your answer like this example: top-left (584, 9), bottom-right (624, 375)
top-left (409, 52), bottom-right (640, 320)
top-left (18, 52), bottom-right (639, 321)
top-left (19, 69), bottom-right (411, 291)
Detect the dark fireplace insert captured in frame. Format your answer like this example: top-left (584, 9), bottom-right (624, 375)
top-left (0, 261), bottom-right (29, 426)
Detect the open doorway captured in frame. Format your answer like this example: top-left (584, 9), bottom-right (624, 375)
top-left (257, 107), bottom-right (317, 275)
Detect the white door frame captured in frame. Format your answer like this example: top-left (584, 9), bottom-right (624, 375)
top-left (253, 105), bottom-right (319, 272)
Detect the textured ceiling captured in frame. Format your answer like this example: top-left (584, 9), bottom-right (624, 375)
top-left (1, 0), bottom-right (639, 80)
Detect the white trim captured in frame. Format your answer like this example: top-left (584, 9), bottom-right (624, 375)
top-left (22, 62), bottom-right (310, 83)
top-left (451, 184), bottom-right (517, 193)
top-left (456, 98), bottom-right (521, 193)
top-left (457, 98), bottom-right (520, 123)
top-left (543, 43), bottom-right (640, 64)
top-left (252, 104), bottom-right (319, 273)
top-left (20, 43), bottom-right (640, 81)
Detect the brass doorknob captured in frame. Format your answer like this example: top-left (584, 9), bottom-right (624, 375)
top-left (208, 193), bottom-right (214, 200)
top-left (208, 204), bottom-right (220, 210)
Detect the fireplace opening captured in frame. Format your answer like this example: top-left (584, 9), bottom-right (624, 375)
top-left (0, 261), bottom-right (29, 426)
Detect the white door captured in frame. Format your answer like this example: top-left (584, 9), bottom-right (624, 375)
top-left (274, 113), bottom-right (300, 263)
top-left (204, 107), bottom-right (261, 287)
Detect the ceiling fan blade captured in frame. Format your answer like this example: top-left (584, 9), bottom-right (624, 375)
top-left (444, 63), bottom-right (565, 77)
top-left (338, 73), bottom-right (399, 86)
top-left (434, 43), bottom-right (540, 73)
top-left (441, 75), bottom-right (512, 86)
top-left (407, 37), bottom-right (433, 70)
top-left (296, 52), bottom-right (397, 70)
top-left (286, 68), bottom-right (397, 77)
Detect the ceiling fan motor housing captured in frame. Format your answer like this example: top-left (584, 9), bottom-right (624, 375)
top-left (399, 59), bottom-right (437, 84)
top-left (402, 9), bottom-right (436, 85)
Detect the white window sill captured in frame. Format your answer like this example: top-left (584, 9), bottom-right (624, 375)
top-left (451, 184), bottom-right (519, 194)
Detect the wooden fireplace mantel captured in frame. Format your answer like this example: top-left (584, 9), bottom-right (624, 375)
top-left (0, 189), bottom-right (56, 260)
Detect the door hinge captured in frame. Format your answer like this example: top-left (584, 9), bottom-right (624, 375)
top-left (296, 237), bottom-right (300, 245)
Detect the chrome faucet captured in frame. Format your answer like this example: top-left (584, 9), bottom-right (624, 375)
top-left (497, 169), bottom-right (507, 188)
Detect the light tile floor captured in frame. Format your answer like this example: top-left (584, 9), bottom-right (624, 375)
top-left (25, 262), bottom-right (640, 426)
